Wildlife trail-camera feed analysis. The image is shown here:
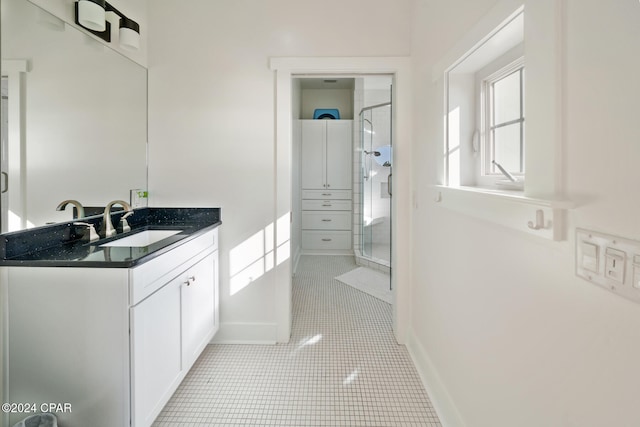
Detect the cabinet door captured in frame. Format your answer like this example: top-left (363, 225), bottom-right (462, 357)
top-left (131, 278), bottom-right (182, 427)
top-left (326, 121), bottom-right (352, 190)
top-left (301, 120), bottom-right (326, 189)
top-left (182, 252), bottom-right (217, 369)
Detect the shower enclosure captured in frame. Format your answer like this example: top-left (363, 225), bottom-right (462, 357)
top-left (359, 102), bottom-right (392, 267)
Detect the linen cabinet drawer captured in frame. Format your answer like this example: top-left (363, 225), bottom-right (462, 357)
top-left (302, 200), bottom-right (351, 211)
top-left (302, 189), bottom-right (352, 200)
top-left (302, 212), bottom-right (351, 230)
top-left (302, 231), bottom-right (351, 250)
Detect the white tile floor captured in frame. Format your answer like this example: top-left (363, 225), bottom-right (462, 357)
top-left (153, 255), bottom-right (441, 426)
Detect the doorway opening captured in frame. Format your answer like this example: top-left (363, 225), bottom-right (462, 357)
top-left (291, 75), bottom-right (393, 304)
top-left (271, 56), bottom-right (411, 344)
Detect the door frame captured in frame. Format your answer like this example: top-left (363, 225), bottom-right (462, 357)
top-left (270, 57), bottom-right (412, 344)
top-left (1, 60), bottom-right (28, 232)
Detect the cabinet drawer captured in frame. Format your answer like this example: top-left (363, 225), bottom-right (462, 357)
top-left (302, 212), bottom-right (351, 230)
top-left (302, 231), bottom-right (351, 250)
top-left (130, 228), bottom-right (217, 305)
top-left (302, 200), bottom-right (351, 211)
top-left (302, 189), bottom-right (352, 200)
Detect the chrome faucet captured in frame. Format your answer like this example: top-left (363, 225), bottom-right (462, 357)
top-left (56, 199), bottom-right (85, 219)
top-left (100, 200), bottom-right (133, 238)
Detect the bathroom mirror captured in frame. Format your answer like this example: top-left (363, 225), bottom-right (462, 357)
top-left (0, 0), bottom-right (147, 231)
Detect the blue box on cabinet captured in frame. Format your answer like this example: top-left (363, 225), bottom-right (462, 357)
top-left (313, 109), bottom-right (340, 119)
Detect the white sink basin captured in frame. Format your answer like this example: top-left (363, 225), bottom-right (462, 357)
top-left (100, 229), bottom-right (183, 247)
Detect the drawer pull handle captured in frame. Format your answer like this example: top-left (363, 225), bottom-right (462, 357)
top-left (185, 276), bottom-right (196, 286)
top-left (1, 172), bottom-right (7, 194)
top-left (322, 204), bottom-right (332, 207)
top-left (321, 238), bottom-right (332, 242)
top-left (322, 219), bottom-right (332, 222)
top-left (322, 193), bottom-right (331, 196)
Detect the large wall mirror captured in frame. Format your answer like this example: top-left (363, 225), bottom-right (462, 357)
top-left (1, 0), bottom-right (147, 231)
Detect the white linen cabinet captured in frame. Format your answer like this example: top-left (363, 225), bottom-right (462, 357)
top-left (300, 120), bottom-right (353, 252)
top-left (300, 120), bottom-right (352, 190)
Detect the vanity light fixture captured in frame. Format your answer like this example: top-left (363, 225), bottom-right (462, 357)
top-left (76, 0), bottom-right (106, 31)
top-left (75, 0), bottom-right (140, 51)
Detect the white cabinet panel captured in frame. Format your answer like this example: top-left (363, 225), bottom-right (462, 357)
top-left (301, 120), bottom-right (352, 190)
top-left (131, 278), bottom-right (183, 427)
top-left (182, 252), bottom-right (218, 368)
top-left (6, 268), bottom-right (130, 427)
top-left (326, 120), bottom-right (353, 190)
top-left (301, 120), bottom-right (326, 189)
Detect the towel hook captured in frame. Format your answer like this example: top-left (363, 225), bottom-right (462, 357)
top-left (527, 209), bottom-right (547, 230)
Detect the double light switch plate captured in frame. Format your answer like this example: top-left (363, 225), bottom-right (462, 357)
top-left (576, 228), bottom-right (640, 304)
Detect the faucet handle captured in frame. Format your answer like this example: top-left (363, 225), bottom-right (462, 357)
top-left (118, 211), bottom-right (134, 233)
top-left (73, 222), bottom-right (99, 242)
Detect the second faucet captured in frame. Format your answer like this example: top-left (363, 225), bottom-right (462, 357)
top-left (100, 200), bottom-right (133, 238)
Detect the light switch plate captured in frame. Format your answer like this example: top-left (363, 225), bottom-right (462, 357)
top-left (580, 241), bottom-right (599, 273)
top-left (576, 228), bottom-right (640, 304)
top-left (604, 247), bottom-right (625, 283)
top-left (633, 255), bottom-right (640, 290)
top-left (130, 189), bottom-right (148, 209)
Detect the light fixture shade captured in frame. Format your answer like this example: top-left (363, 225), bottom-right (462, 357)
top-left (119, 18), bottom-right (140, 51)
top-left (77, 0), bottom-right (106, 32)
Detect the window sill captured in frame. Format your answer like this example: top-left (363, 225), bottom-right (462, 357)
top-left (432, 185), bottom-right (573, 241)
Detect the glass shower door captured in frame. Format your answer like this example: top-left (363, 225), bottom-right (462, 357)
top-left (360, 102), bottom-right (392, 264)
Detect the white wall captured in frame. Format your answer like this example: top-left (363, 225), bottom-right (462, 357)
top-left (410, 1), bottom-right (640, 426)
top-left (301, 89), bottom-right (353, 119)
top-left (147, 0), bottom-right (412, 343)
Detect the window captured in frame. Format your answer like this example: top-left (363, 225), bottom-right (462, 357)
top-left (483, 59), bottom-right (525, 177)
top-left (443, 8), bottom-right (524, 190)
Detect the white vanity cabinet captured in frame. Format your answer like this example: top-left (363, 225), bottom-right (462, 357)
top-left (131, 248), bottom-right (217, 427)
top-left (4, 228), bottom-right (219, 427)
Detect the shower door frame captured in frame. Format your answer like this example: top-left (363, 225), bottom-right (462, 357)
top-left (359, 101), bottom-right (392, 272)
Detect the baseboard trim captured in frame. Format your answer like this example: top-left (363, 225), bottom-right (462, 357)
top-left (211, 322), bottom-right (278, 345)
top-left (406, 330), bottom-right (466, 427)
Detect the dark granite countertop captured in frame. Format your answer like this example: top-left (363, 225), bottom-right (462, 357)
top-left (0, 207), bottom-right (221, 268)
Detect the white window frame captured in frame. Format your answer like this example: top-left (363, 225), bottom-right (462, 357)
top-left (481, 57), bottom-right (525, 178)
